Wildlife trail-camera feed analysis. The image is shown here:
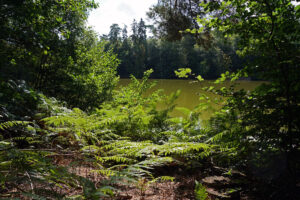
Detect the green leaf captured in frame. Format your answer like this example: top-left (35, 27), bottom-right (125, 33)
top-left (176, 107), bottom-right (192, 116)
top-left (196, 75), bottom-right (204, 81)
top-left (175, 68), bottom-right (192, 78)
top-left (56, 17), bottom-right (63, 22)
top-left (194, 181), bottom-right (208, 200)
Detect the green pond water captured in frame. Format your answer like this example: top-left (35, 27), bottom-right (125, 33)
top-left (119, 79), bottom-right (265, 119)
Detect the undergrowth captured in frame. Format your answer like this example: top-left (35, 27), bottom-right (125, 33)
top-left (0, 71), bottom-right (217, 199)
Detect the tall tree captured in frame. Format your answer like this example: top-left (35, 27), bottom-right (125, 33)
top-left (108, 23), bottom-right (122, 43)
top-left (131, 19), bottom-right (139, 44)
top-left (122, 25), bottom-right (128, 41)
top-left (127, 19), bottom-right (148, 78)
top-left (118, 25), bottom-right (131, 77)
top-left (138, 18), bottom-right (147, 42)
top-left (147, 0), bottom-right (206, 40)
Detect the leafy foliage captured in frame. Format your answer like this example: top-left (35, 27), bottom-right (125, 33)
top-left (194, 180), bottom-right (208, 200)
top-left (39, 72), bottom-right (217, 198)
top-left (0, 0), bottom-right (220, 199)
top-left (0, 0), bottom-right (118, 110)
top-left (4, 0), bottom-right (300, 199)
top-left (182, 0), bottom-right (300, 198)
top-left (44, 71), bottom-right (215, 159)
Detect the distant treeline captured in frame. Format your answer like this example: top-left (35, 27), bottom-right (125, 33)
top-left (101, 19), bottom-right (246, 79)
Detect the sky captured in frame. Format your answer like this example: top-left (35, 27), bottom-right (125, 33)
top-left (88, 0), bottom-right (157, 36)
top-left (88, 0), bottom-right (300, 36)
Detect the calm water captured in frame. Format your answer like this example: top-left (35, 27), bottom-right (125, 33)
top-left (119, 79), bottom-right (264, 119)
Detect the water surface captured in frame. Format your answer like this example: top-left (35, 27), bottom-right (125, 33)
top-left (119, 79), bottom-right (264, 119)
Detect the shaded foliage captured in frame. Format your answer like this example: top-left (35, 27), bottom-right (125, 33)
top-left (193, 0), bottom-right (300, 198)
top-left (0, 0), bottom-right (118, 110)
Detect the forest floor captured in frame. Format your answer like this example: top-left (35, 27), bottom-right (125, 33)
top-left (55, 156), bottom-right (254, 200)
top-left (6, 154), bottom-right (292, 200)
top-left (115, 166), bottom-right (252, 200)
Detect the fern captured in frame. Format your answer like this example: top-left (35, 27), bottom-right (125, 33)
top-left (32, 72), bottom-right (219, 199)
top-left (0, 120), bottom-right (81, 199)
top-left (0, 121), bottom-right (27, 130)
top-left (194, 180), bottom-right (208, 200)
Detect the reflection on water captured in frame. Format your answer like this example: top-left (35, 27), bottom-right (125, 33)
top-left (118, 79), bottom-right (265, 119)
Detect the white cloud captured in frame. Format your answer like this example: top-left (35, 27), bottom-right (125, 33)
top-left (117, 3), bottom-right (136, 16)
top-left (87, 0), bottom-right (157, 35)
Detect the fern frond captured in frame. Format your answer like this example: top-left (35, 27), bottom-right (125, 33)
top-left (96, 156), bottom-right (135, 164)
top-left (150, 176), bottom-right (175, 184)
top-left (0, 121), bottom-right (28, 130)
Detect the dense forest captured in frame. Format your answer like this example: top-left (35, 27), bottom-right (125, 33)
top-left (0, 0), bottom-right (299, 199)
top-left (101, 20), bottom-right (244, 79)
